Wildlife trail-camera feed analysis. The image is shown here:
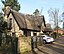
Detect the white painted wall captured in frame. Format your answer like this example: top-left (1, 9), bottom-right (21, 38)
top-left (37, 32), bottom-right (40, 36)
top-left (31, 31), bottom-right (33, 36)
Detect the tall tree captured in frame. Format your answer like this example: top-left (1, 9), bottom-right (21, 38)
top-left (1, 0), bottom-right (20, 11)
top-left (62, 12), bottom-right (64, 34)
top-left (33, 9), bottom-right (40, 16)
top-left (48, 8), bottom-right (59, 37)
top-left (48, 8), bottom-right (59, 28)
top-left (62, 12), bottom-right (64, 29)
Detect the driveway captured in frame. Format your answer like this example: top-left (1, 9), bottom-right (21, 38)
top-left (32, 36), bottom-right (64, 54)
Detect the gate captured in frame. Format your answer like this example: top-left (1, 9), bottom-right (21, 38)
top-left (31, 36), bottom-right (37, 50)
top-left (31, 36), bottom-right (43, 50)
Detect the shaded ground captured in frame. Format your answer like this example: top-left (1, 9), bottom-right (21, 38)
top-left (31, 36), bottom-right (64, 54)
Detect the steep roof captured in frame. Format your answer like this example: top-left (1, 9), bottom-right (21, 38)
top-left (6, 7), bottom-right (46, 31)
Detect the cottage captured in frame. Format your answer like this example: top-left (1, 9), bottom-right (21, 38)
top-left (4, 6), bottom-right (47, 37)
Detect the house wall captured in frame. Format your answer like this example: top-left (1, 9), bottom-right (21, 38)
top-left (54, 29), bottom-right (63, 34)
top-left (4, 15), bottom-right (8, 22)
top-left (31, 31), bottom-right (40, 36)
top-left (4, 13), bottom-right (40, 37)
top-left (31, 31), bottom-right (33, 36)
top-left (18, 36), bottom-right (31, 53)
top-left (4, 13), bottom-right (24, 37)
top-left (36, 32), bottom-right (40, 36)
top-left (9, 14), bottom-right (19, 32)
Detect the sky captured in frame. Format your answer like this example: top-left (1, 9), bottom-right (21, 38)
top-left (0, 0), bottom-right (64, 28)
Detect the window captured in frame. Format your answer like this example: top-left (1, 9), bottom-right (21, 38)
top-left (8, 18), bottom-right (12, 30)
top-left (33, 33), bottom-right (37, 36)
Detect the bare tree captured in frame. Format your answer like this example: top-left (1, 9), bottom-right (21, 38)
top-left (62, 12), bottom-right (64, 29)
top-left (48, 8), bottom-right (59, 28)
top-left (62, 12), bottom-right (64, 34)
top-left (48, 8), bottom-right (59, 38)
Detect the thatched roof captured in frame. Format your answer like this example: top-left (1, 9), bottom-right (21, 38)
top-left (5, 6), bottom-right (46, 31)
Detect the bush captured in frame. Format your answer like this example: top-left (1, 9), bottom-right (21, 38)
top-left (52, 32), bottom-right (62, 39)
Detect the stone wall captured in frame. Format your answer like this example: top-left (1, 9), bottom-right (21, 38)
top-left (18, 36), bottom-right (31, 54)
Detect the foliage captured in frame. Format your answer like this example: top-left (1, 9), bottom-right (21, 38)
top-left (54, 26), bottom-right (60, 30)
top-left (0, 21), bottom-right (8, 32)
top-left (52, 32), bottom-right (62, 39)
top-left (33, 9), bottom-right (40, 16)
top-left (0, 12), bottom-right (4, 25)
top-left (0, 33), bottom-right (18, 54)
top-left (0, 12), bottom-right (8, 33)
top-left (1, 0), bottom-right (20, 11)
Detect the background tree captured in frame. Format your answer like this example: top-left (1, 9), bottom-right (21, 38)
top-left (48, 8), bottom-right (59, 28)
top-left (1, 0), bottom-right (20, 11)
top-left (48, 8), bottom-right (59, 38)
top-left (54, 26), bottom-right (60, 30)
top-left (62, 12), bottom-right (64, 29)
top-left (33, 9), bottom-right (40, 16)
top-left (62, 12), bottom-right (64, 34)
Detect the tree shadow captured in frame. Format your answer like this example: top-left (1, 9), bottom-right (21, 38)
top-left (31, 47), bottom-right (48, 54)
top-left (32, 49), bottom-right (37, 54)
top-left (37, 47), bottom-right (48, 54)
top-left (45, 44), bottom-right (64, 54)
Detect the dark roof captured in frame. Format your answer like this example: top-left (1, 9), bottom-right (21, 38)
top-left (7, 10), bottom-right (46, 31)
top-left (44, 28), bottom-right (53, 32)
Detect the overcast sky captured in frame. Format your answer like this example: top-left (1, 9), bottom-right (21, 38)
top-left (0, 0), bottom-right (64, 28)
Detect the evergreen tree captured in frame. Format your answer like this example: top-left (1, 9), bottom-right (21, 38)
top-left (1, 0), bottom-right (20, 11)
top-left (33, 9), bottom-right (40, 16)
